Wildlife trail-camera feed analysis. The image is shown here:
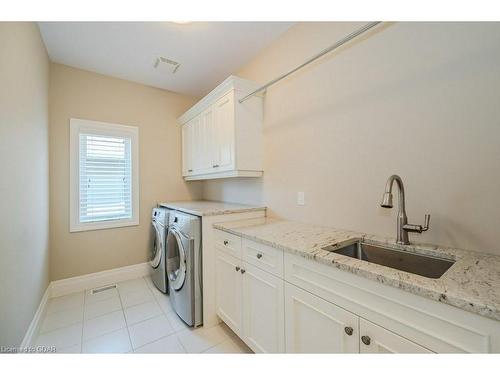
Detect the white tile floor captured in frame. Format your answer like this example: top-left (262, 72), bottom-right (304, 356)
top-left (34, 276), bottom-right (252, 354)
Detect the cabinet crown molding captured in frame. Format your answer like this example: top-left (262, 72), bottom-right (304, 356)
top-left (177, 75), bottom-right (261, 125)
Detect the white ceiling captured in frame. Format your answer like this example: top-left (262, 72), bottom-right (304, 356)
top-left (38, 22), bottom-right (293, 97)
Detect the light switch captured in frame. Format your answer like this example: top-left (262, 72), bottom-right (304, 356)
top-left (297, 192), bottom-right (305, 206)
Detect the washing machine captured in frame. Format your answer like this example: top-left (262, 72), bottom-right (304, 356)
top-left (166, 210), bottom-right (203, 327)
top-left (150, 207), bottom-right (170, 293)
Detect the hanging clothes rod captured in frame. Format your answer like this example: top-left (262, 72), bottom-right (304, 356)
top-left (239, 21), bottom-right (382, 103)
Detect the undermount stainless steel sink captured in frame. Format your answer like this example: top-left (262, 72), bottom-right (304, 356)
top-left (323, 241), bottom-right (455, 279)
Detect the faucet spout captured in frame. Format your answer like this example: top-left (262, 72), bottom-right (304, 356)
top-left (381, 175), bottom-right (409, 245)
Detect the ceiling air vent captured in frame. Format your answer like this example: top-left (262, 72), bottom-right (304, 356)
top-left (154, 56), bottom-right (180, 73)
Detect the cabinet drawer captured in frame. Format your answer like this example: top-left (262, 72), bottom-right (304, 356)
top-left (214, 229), bottom-right (242, 258)
top-left (242, 239), bottom-right (284, 277)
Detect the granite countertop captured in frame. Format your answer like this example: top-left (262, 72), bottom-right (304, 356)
top-left (214, 218), bottom-right (500, 322)
top-left (159, 200), bottom-right (266, 217)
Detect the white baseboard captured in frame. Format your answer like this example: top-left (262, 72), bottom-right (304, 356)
top-left (20, 285), bottom-right (51, 350)
top-left (50, 262), bottom-right (151, 298)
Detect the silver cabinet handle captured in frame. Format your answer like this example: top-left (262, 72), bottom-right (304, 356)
top-left (235, 266), bottom-right (240, 272)
top-left (361, 336), bottom-right (371, 345)
top-left (188, 169), bottom-right (193, 172)
top-left (240, 269), bottom-right (246, 274)
top-left (223, 240), bottom-right (228, 245)
top-left (344, 327), bottom-right (353, 336)
top-left (256, 253), bottom-right (263, 259)
top-left (213, 164), bottom-right (219, 168)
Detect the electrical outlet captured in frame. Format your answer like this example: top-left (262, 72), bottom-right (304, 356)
top-left (297, 192), bottom-right (305, 206)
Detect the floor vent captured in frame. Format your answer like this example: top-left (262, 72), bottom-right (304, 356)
top-left (90, 284), bottom-right (117, 294)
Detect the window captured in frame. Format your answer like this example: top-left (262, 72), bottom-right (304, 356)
top-left (70, 118), bottom-right (139, 232)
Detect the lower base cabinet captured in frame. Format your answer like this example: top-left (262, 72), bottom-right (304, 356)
top-left (285, 283), bottom-right (433, 353)
top-left (285, 283), bottom-right (359, 353)
top-left (215, 249), bottom-right (284, 353)
top-left (242, 263), bottom-right (284, 353)
top-left (359, 318), bottom-right (432, 353)
top-left (215, 250), bottom-right (242, 336)
top-left (215, 231), bottom-right (499, 353)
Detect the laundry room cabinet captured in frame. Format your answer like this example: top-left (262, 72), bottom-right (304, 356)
top-left (214, 229), bottom-right (438, 353)
top-left (178, 76), bottom-right (263, 181)
top-left (214, 234), bottom-right (285, 353)
top-left (358, 319), bottom-right (432, 353)
top-left (214, 227), bottom-right (500, 353)
top-left (284, 282), bottom-right (359, 353)
top-left (182, 107), bottom-right (216, 176)
top-left (215, 250), bottom-right (243, 336)
top-left (284, 282), bottom-right (431, 353)
top-left (242, 262), bottom-right (284, 353)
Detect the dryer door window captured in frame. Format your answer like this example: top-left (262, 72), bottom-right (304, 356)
top-left (166, 228), bottom-right (187, 291)
top-left (150, 221), bottom-right (162, 268)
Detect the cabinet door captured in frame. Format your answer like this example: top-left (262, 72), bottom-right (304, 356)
top-left (215, 250), bottom-right (243, 336)
top-left (197, 107), bottom-right (216, 174)
top-left (181, 122), bottom-right (192, 176)
top-left (213, 92), bottom-right (235, 171)
top-left (242, 262), bottom-right (284, 353)
top-left (285, 283), bottom-right (359, 353)
top-left (189, 115), bottom-right (203, 173)
top-left (359, 318), bottom-right (433, 353)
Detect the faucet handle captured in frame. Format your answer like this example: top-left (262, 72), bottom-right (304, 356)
top-left (403, 214), bottom-right (431, 234)
top-left (422, 214), bottom-right (430, 232)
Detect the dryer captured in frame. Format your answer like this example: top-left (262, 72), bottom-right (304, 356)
top-left (150, 207), bottom-right (170, 293)
top-left (166, 210), bottom-right (203, 327)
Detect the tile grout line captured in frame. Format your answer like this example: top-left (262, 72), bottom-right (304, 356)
top-left (124, 301), bottom-right (164, 325)
top-left (116, 283), bottom-right (135, 352)
top-left (139, 276), bottom-right (188, 353)
top-left (38, 307), bottom-right (83, 336)
top-left (132, 330), bottom-right (181, 353)
top-left (115, 278), bottom-right (167, 350)
top-left (176, 335), bottom-right (189, 353)
top-left (41, 277), bottom-right (248, 354)
top-left (133, 276), bottom-right (156, 353)
top-left (79, 291), bottom-right (86, 353)
top-left (50, 278), bottom-right (186, 353)
top-left (129, 276), bottom-right (172, 352)
top-left (200, 338), bottom-right (230, 354)
top-left (142, 276), bottom-right (236, 353)
top-left (37, 291), bottom-right (85, 352)
top-left (80, 288), bottom-right (121, 352)
top-left (127, 313), bottom-right (174, 351)
top-left (82, 285), bottom-right (133, 352)
top-left (40, 280), bottom-right (161, 353)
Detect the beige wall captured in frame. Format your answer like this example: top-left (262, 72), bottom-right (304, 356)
top-left (0, 23), bottom-right (50, 346)
top-left (50, 63), bottom-right (202, 280)
top-left (203, 22), bottom-right (500, 255)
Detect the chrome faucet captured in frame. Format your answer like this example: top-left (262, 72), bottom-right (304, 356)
top-left (380, 175), bottom-right (430, 245)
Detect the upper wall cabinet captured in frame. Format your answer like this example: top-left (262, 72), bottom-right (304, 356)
top-left (178, 76), bottom-right (263, 181)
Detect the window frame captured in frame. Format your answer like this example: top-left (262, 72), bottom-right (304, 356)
top-left (69, 118), bottom-right (140, 232)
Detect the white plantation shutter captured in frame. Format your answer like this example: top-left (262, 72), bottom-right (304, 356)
top-left (79, 134), bottom-right (132, 222)
top-left (70, 119), bottom-right (139, 232)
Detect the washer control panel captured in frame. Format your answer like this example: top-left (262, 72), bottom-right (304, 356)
top-left (152, 207), bottom-right (169, 225)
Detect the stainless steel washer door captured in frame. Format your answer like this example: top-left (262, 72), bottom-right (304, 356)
top-left (150, 221), bottom-right (163, 268)
top-left (166, 228), bottom-right (187, 291)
